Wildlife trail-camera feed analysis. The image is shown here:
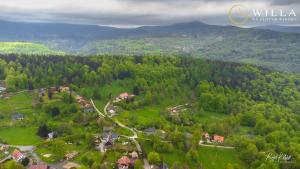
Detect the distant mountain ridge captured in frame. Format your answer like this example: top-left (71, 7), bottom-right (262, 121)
top-left (0, 20), bottom-right (300, 73)
top-left (255, 25), bottom-right (300, 34)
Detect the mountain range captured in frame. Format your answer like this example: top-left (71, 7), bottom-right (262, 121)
top-left (255, 25), bottom-right (300, 33)
top-left (0, 20), bottom-right (300, 73)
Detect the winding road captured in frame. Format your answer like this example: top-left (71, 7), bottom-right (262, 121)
top-left (91, 99), bottom-right (150, 169)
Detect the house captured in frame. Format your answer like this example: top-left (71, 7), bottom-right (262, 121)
top-left (102, 132), bottom-right (119, 149)
top-left (82, 104), bottom-right (94, 113)
top-left (117, 156), bottom-right (131, 169)
top-left (212, 135), bottom-right (224, 143)
top-left (11, 113), bottom-right (24, 121)
top-left (29, 164), bottom-right (49, 169)
top-left (119, 92), bottom-right (129, 100)
top-left (104, 139), bottom-right (113, 147)
top-left (59, 86), bottom-right (70, 92)
top-left (48, 132), bottom-right (57, 140)
top-left (78, 99), bottom-right (94, 113)
top-left (63, 162), bottom-right (81, 169)
top-left (49, 87), bottom-right (57, 93)
top-left (39, 88), bottom-right (46, 96)
top-left (64, 151), bottom-right (79, 160)
top-left (144, 127), bottom-right (156, 135)
top-left (111, 133), bottom-right (119, 140)
top-left (202, 132), bottom-right (210, 140)
top-left (131, 151), bottom-right (139, 160)
top-left (76, 96), bottom-right (83, 102)
top-left (0, 145), bottom-right (7, 152)
top-left (0, 86), bottom-right (6, 93)
top-left (108, 109), bottom-right (116, 116)
top-left (11, 149), bottom-right (25, 161)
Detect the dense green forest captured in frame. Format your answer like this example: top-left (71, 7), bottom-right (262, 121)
top-left (0, 54), bottom-right (299, 169)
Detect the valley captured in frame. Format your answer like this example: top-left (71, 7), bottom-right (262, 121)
top-left (0, 54), bottom-right (299, 169)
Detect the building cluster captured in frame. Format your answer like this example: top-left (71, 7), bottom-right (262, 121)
top-left (167, 104), bottom-right (190, 116)
top-left (75, 95), bottom-right (94, 113)
top-left (202, 132), bottom-right (225, 143)
top-left (113, 92), bottom-right (135, 103)
top-left (94, 126), bottom-right (120, 152)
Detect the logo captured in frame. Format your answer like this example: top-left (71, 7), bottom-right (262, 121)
top-left (228, 4), bottom-right (297, 26)
top-left (228, 4), bottom-right (250, 26)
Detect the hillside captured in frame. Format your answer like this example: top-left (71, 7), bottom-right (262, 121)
top-left (0, 20), bottom-right (300, 72)
top-left (0, 54), bottom-right (299, 169)
top-left (0, 42), bottom-right (64, 55)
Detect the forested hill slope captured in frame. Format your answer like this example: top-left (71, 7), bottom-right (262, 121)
top-left (0, 54), bottom-right (299, 169)
top-left (1, 20), bottom-right (300, 72)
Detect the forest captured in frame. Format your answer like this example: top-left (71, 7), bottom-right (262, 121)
top-left (0, 54), bottom-right (299, 169)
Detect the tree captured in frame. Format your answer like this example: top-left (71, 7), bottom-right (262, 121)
top-left (21, 157), bottom-right (30, 166)
top-left (37, 124), bottom-right (50, 138)
top-left (133, 86), bottom-right (140, 95)
top-left (185, 149), bottom-right (199, 163)
top-left (134, 159), bottom-right (144, 169)
top-left (240, 143), bottom-right (258, 163)
top-left (4, 160), bottom-right (25, 169)
top-left (47, 89), bottom-right (53, 99)
top-left (93, 88), bottom-right (102, 100)
top-left (148, 151), bottom-right (161, 165)
top-left (225, 163), bottom-right (234, 169)
top-left (51, 107), bottom-right (60, 117)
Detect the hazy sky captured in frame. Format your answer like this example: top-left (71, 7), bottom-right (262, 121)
top-left (0, 0), bottom-right (299, 27)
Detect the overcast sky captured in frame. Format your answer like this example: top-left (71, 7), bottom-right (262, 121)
top-left (0, 0), bottom-right (299, 27)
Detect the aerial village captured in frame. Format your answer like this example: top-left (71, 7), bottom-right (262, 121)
top-left (0, 82), bottom-right (226, 169)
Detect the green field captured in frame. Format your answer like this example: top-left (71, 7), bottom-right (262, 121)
top-left (0, 42), bottom-right (64, 55)
top-left (198, 146), bottom-right (244, 169)
top-left (0, 127), bottom-right (42, 145)
top-left (0, 92), bottom-right (36, 113)
top-left (141, 139), bottom-right (243, 169)
top-left (196, 111), bottom-right (227, 124)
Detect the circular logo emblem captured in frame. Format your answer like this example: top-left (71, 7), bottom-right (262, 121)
top-left (228, 4), bottom-right (250, 26)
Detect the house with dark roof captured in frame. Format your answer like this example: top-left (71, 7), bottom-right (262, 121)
top-left (111, 133), bottom-right (119, 140)
top-left (11, 113), bottom-right (24, 121)
top-left (144, 127), bottom-right (156, 135)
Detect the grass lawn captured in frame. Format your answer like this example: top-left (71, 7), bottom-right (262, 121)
top-left (198, 146), bottom-right (244, 169)
top-left (80, 79), bottom-right (133, 110)
top-left (196, 111), bottom-right (227, 124)
top-left (0, 127), bottom-right (42, 145)
top-left (0, 92), bottom-right (36, 113)
top-left (114, 96), bottom-right (188, 127)
top-left (140, 135), bottom-right (243, 169)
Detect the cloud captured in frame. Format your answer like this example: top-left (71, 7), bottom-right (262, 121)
top-left (0, 0), bottom-right (299, 27)
top-left (270, 0), bottom-right (300, 5)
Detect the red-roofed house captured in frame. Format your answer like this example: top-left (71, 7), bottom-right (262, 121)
top-left (212, 135), bottom-right (224, 143)
top-left (117, 156), bottom-right (131, 169)
top-left (29, 164), bottom-right (49, 169)
top-left (11, 149), bottom-right (25, 161)
top-left (119, 93), bottom-right (129, 100)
